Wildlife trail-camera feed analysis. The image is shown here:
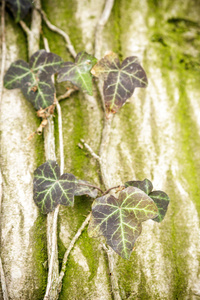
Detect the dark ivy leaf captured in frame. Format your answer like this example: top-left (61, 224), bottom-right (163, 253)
top-left (125, 178), bottom-right (153, 195)
top-left (74, 179), bottom-right (98, 198)
top-left (57, 51), bottom-right (97, 95)
top-left (29, 50), bottom-right (62, 77)
top-left (3, 60), bottom-right (30, 89)
top-left (88, 186), bottom-right (158, 259)
top-left (21, 76), bottom-right (55, 110)
top-left (6, 0), bottom-right (33, 22)
top-left (149, 191), bottom-right (170, 223)
top-left (33, 160), bottom-right (76, 214)
top-left (4, 50), bottom-right (62, 110)
top-left (91, 52), bottom-right (148, 113)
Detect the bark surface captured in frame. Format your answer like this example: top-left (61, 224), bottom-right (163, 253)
top-left (1, 0), bottom-right (200, 299)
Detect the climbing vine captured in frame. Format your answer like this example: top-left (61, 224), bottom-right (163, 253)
top-left (4, 44), bottom-right (170, 283)
top-left (2, 0), bottom-right (171, 299)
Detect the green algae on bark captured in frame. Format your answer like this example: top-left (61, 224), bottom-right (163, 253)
top-left (29, 215), bottom-right (48, 299)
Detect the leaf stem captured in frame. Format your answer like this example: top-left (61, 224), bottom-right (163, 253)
top-left (77, 182), bottom-right (104, 194)
top-left (103, 185), bottom-right (121, 195)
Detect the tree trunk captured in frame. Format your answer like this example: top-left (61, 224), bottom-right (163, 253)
top-left (1, 0), bottom-right (200, 299)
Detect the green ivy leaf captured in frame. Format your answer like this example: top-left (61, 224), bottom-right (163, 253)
top-left (74, 180), bottom-right (98, 198)
top-left (125, 179), bottom-right (153, 195)
top-left (91, 52), bottom-right (148, 113)
top-left (33, 160), bottom-right (76, 214)
top-left (88, 186), bottom-right (158, 259)
top-left (149, 191), bottom-right (170, 222)
top-left (57, 51), bottom-right (97, 95)
top-left (124, 179), bottom-right (170, 223)
top-left (4, 50), bottom-right (62, 110)
top-left (6, 0), bottom-right (33, 22)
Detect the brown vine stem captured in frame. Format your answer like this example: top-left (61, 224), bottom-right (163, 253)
top-left (20, 0), bottom-right (41, 57)
top-left (95, 0), bottom-right (115, 110)
top-left (39, 9), bottom-right (77, 59)
top-left (57, 88), bottom-right (77, 101)
top-left (77, 182), bottom-right (104, 194)
top-left (103, 185), bottom-right (121, 195)
top-left (95, 0), bottom-right (115, 60)
top-left (0, 1), bottom-right (9, 299)
top-left (57, 212), bottom-right (92, 292)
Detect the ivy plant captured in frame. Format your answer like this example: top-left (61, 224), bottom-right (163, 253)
top-left (88, 185), bottom-right (159, 259)
top-left (4, 50), bottom-right (147, 113)
top-left (33, 161), bottom-right (169, 259)
top-left (4, 49), bottom-right (170, 259)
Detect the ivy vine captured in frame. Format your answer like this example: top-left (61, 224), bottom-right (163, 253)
top-left (4, 47), bottom-right (170, 259)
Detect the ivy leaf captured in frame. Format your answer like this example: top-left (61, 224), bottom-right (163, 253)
top-left (124, 179), bottom-right (170, 222)
top-left (33, 160), bottom-right (76, 214)
top-left (21, 76), bottom-right (55, 110)
top-left (88, 186), bottom-right (158, 259)
top-left (6, 0), bottom-right (33, 22)
top-left (91, 52), bottom-right (148, 113)
top-left (125, 178), bottom-right (153, 195)
top-left (57, 51), bottom-right (97, 95)
top-left (29, 50), bottom-right (62, 77)
top-left (3, 60), bottom-right (30, 89)
top-left (4, 50), bottom-right (62, 110)
top-left (74, 180), bottom-right (98, 198)
top-left (149, 191), bottom-right (170, 222)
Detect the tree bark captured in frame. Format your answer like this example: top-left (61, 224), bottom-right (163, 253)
top-left (1, 0), bottom-right (200, 299)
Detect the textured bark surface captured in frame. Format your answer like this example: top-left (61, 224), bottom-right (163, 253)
top-left (1, 0), bottom-right (200, 299)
